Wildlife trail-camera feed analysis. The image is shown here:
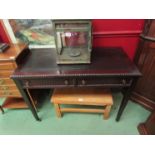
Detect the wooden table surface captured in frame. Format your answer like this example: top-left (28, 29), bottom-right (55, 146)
top-left (12, 47), bottom-right (141, 78)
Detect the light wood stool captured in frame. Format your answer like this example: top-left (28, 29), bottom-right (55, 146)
top-left (51, 88), bottom-right (113, 119)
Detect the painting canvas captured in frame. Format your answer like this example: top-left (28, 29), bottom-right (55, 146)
top-left (9, 19), bottom-right (55, 46)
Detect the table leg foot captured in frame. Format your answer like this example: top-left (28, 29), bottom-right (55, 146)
top-left (0, 106), bottom-right (4, 114)
top-left (37, 118), bottom-right (42, 121)
top-left (116, 78), bottom-right (138, 121)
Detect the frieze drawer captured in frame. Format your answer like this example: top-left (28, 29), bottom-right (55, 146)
top-left (21, 76), bottom-right (133, 88)
top-left (77, 77), bottom-right (133, 87)
top-left (21, 77), bottom-right (75, 88)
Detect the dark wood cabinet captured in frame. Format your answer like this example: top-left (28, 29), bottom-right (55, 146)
top-left (132, 20), bottom-right (155, 111)
top-left (138, 110), bottom-right (155, 135)
top-left (131, 20), bottom-right (155, 134)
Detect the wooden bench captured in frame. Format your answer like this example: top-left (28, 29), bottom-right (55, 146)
top-left (51, 88), bottom-right (113, 119)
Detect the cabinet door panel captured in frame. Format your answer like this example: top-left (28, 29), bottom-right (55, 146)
top-left (135, 46), bottom-right (155, 100)
top-left (133, 20), bottom-right (155, 110)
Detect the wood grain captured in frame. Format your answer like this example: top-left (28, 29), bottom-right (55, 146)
top-left (0, 78), bottom-right (16, 85)
top-left (61, 108), bottom-right (105, 113)
top-left (2, 97), bottom-right (28, 109)
top-left (0, 62), bottom-right (16, 70)
top-left (0, 90), bottom-right (21, 97)
top-left (0, 70), bottom-right (13, 77)
top-left (52, 88), bottom-right (113, 106)
top-left (52, 88), bottom-right (113, 119)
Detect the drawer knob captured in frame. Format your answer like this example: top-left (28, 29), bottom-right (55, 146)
top-left (122, 79), bottom-right (126, 85)
top-left (25, 81), bottom-right (29, 87)
top-left (64, 80), bottom-right (69, 85)
top-left (82, 80), bottom-right (86, 85)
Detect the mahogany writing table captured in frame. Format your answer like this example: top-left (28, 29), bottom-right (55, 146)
top-left (11, 47), bottom-right (141, 121)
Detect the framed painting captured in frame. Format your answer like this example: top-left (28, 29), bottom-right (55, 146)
top-left (1, 19), bottom-right (55, 48)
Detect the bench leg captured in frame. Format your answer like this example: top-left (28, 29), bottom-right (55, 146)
top-left (104, 105), bottom-right (111, 119)
top-left (54, 103), bottom-right (62, 118)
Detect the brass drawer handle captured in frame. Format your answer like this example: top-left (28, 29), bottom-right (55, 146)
top-left (64, 80), bottom-right (69, 85)
top-left (81, 80), bottom-right (86, 85)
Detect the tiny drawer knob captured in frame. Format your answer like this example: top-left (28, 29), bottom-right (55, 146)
top-left (25, 81), bottom-right (29, 87)
top-left (82, 80), bottom-right (86, 85)
top-left (122, 79), bottom-right (126, 85)
top-left (64, 80), bottom-right (69, 85)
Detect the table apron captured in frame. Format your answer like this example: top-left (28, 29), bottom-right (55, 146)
top-left (18, 76), bottom-right (134, 89)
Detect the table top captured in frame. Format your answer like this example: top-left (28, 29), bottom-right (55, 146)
top-left (12, 47), bottom-right (141, 79)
